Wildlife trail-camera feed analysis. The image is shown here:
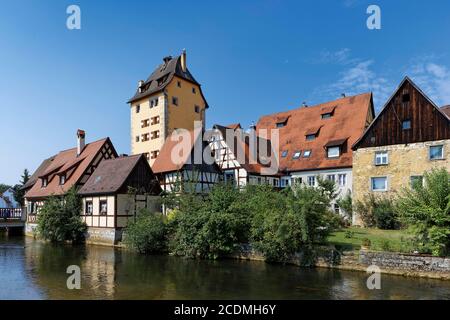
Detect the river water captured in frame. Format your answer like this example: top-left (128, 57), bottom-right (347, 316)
top-left (1, 233), bottom-right (449, 300)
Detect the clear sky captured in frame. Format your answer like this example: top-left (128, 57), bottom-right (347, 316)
top-left (1, 0), bottom-right (450, 185)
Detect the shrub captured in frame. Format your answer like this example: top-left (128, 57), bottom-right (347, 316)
top-left (124, 209), bottom-right (167, 254)
top-left (37, 187), bottom-right (87, 243)
top-left (397, 168), bottom-right (450, 256)
top-left (362, 238), bottom-right (371, 248)
top-left (337, 192), bottom-right (353, 221)
top-left (355, 194), bottom-right (399, 229)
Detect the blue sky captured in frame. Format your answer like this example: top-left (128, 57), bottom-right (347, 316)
top-left (1, 0), bottom-right (450, 185)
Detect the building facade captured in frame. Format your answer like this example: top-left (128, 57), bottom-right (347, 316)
top-left (128, 50), bottom-right (209, 166)
top-left (352, 77), bottom-right (450, 225)
top-left (78, 154), bottom-right (162, 245)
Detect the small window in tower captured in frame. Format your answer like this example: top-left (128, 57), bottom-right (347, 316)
top-left (172, 96), bottom-right (179, 106)
top-left (177, 81), bottom-right (181, 88)
top-left (192, 87), bottom-right (196, 94)
top-left (135, 136), bottom-right (140, 142)
top-left (195, 105), bottom-right (200, 113)
top-left (135, 105), bottom-right (140, 113)
top-left (402, 93), bottom-right (410, 102)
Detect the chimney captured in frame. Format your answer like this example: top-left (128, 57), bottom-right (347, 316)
top-left (163, 56), bottom-right (172, 65)
top-left (138, 80), bottom-right (144, 93)
top-left (249, 121), bottom-right (256, 131)
top-left (302, 101), bottom-right (308, 108)
top-left (181, 49), bottom-right (187, 73)
top-left (77, 129), bottom-right (86, 156)
top-left (341, 93), bottom-right (346, 98)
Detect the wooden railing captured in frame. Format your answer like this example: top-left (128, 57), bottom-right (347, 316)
top-left (0, 208), bottom-right (24, 220)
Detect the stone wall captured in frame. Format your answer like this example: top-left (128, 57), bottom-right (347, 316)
top-left (360, 250), bottom-right (450, 273)
top-left (352, 139), bottom-right (450, 225)
top-left (85, 227), bottom-right (122, 246)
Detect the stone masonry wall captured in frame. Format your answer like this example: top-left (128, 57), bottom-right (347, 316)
top-left (352, 140), bottom-right (450, 225)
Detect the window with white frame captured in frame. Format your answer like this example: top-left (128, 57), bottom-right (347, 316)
top-left (99, 200), bottom-right (108, 215)
top-left (303, 150), bottom-right (311, 158)
top-left (338, 174), bottom-right (347, 187)
top-left (292, 151), bottom-right (301, 159)
top-left (327, 146), bottom-right (340, 158)
top-left (375, 151), bottom-right (388, 165)
top-left (307, 176), bottom-right (316, 186)
top-left (85, 201), bottom-right (93, 215)
top-left (429, 145), bottom-right (444, 160)
top-left (371, 177), bottom-right (387, 191)
top-left (327, 174), bottom-right (335, 182)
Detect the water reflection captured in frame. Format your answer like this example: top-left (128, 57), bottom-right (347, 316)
top-left (1, 234), bottom-right (450, 300)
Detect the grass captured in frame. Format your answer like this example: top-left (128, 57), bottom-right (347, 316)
top-left (327, 227), bottom-right (414, 253)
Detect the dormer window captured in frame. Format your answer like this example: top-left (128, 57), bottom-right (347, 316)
top-left (321, 106), bottom-right (336, 119)
top-left (321, 113), bottom-right (333, 119)
top-left (276, 116), bottom-right (289, 128)
top-left (41, 178), bottom-right (48, 188)
top-left (59, 175), bottom-right (66, 185)
top-left (306, 134), bottom-right (316, 141)
top-left (327, 146), bottom-right (340, 158)
top-left (305, 126), bottom-right (321, 141)
top-left (292, 151), bottom-right (301, 159)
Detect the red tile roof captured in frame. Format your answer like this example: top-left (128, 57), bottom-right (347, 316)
top-left (256, 93), bottom-right (374, 172)
top-left (25, 138), bottom-right (113, 199)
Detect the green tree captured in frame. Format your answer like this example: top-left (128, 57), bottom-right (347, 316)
top-left (396, 168), bottom-right (450, 256)
top-left (13, 169), bottom-right (30, 207)
top-left (37, 187), bottom-right (87, 243)
top-left (0, 184), bottom-right (12, 195)
top-left (124, 209), bottom-right (168, 253)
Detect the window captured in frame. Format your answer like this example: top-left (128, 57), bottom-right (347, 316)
top-left (194, 105), bottom-right (200, 113)
top-left (327, 174), bottom-right (335, 182)
top-left (294, 177), bottom-right (303, 185)
top-left (135, 136), bottom-right (140, 142)
top-left (371, 177), bottom-right (387, 191)
top-left (307, 176), bottom-right (316, 186)
top-left (144, 152), bottom-right (150, 161)
top-left (59, 175), bottom-right (66, 185)
top-left (410, 176), bottom-right (423, 188)
top-left (192, 87), bottom-right (196, 94)
top-left (172, 96), bottom-right (179, 106)
top-left (141, 133), bottom-right (150, 142)
top-left (303, 150), bottom-right (311, 158)
top-left (85, 201), bottom-right (93, 215)
top-left (141, 119), bottom-right (150, 128)
top-left (402, 120), bottom-right (411, 130)
top-left (292, 151), bottom-right (301, 159)
top-left (306, 134), bottom-right (316, 141)
top-left (338, 174), bottom-right (347, 187)
top-left (41, 178), bottom-right (48, 188)
top-left (150, 98), bottom-right (158, 108)
top-left (150, 150), bottom-right (159, 159)
top-left (99, 200), bottom-right (108, 215)
top-left (375, 151), bottom-right (388, 165)
top-left (151, 130), bottom-right (160, 140)
top-left (429, 145), bottom-right (444, 160)
top-left (402, 93), bottom-right (410, 102)
top-left (135, 105), bottom-right (140, 113)
top-left (327, 146), bottom-right (340, 158)
top-left (334, 204), bottom-right (340, 215)
top-left (177, 81), bottom-right (181, 87)
top-left (273, 179), bottom-right (279, 187)
top-left (276, 122), bottom-right (286, 128)
top-left (321, 113), bottom-right (332, 119)
top-left (281, 150), bottom-right (288, 158)
top-left (225, 172), bottom-right (234, 183)
top-left (151, 116), bottom-right (160, 125)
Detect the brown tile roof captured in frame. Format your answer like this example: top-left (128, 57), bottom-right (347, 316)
top-left (152, 129), bottom-right (219, 174)
top-left (22, 155), bottom-right (56, 190)
top-left (441, 105), bottom-right (450, 118)
top-left (127, 53), bottom-right (209, 108)
top-left (212, 124), bottom-right (279, 175)
top-left (224, 123), bottom-right (242, 130)
top-left (25, 138), bottom-right (112, 199)
top-left (78, 154), bottom-right (161, 195)
top-left (256, 92), bottom-right (374, 172)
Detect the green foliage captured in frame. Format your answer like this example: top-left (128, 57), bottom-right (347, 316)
top-left (344, 230), bottom-right (354, 239)
top-left (0, 184), bottom-right (12, 195)
top-left (355, 194), bottom-right (399, 229)
top-left (124, 209), bottom-right (167, 254)
top-left (169, 183), bottom-right (249, 259)
top-left (337, 191), bottom-right (353, 220)
top-left (250, 184), bottom-right (338, 262)
top-left (396, 168), bottom-right (450, 256)
top-left (362, 238), bottom-right (371, 248)
top-left (37, 187), bottom-right (87, 243)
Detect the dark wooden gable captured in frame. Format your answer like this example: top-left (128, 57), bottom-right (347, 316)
top-left (118, 156), bottom-right (162, 195)
top-left (353, 77), bottom-right (450, 149)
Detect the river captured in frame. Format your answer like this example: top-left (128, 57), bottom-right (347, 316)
top-left (1, 233), bottom-right (449, 300)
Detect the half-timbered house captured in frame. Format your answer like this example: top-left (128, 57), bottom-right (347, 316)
top-left (24, 130), bottom-right (118, 235)
top-left (352, 77), bottom-right (450, 225)
top-left (152, 128), bottom-right (221, 197)
top-left (78, 154), bottom-right (162, 245)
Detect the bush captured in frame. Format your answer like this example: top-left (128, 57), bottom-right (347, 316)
top-left (169, 183), bottom-right (249, 259)
top-left (355, 194), bottom-right (399, 229)
top-left (124, 209), bottom-right (167, 254)
top-left (337, 192), bottom-right (353, 221)
top-left (396, 168), bottom-right (450, 256)
top-left (37, 187), bottom-right (87, 243)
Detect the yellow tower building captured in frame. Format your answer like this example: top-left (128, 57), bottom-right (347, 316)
top-left (127, 50), bottom-right (209, 165)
